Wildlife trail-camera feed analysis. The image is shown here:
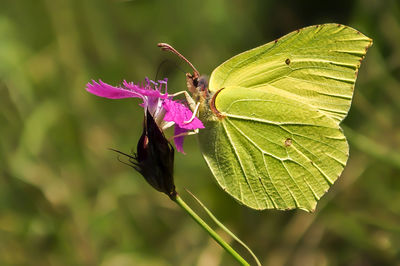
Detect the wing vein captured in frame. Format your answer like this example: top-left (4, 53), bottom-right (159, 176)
top-left (222, 121), bottom-right (261, 208)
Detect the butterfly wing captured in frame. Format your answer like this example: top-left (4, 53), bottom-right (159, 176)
top-left (199, 24), bottom-right (372, 211)
top-left (209, 24), bottom-right (372, 123)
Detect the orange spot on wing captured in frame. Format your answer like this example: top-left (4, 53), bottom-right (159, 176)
top-left (210, 88), bottom-right (226, 119)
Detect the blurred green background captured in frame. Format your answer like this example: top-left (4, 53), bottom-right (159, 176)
top-left (1, 0), bottom-right (399, 265)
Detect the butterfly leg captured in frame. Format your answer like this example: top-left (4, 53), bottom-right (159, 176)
top-left (169, 128), bottom-right (199, 141)
top-left (183, 103), bottom-right (200, 125)
top-left (171, 90), bottom-right (200, 124)
top-left (171, 91), bottom-right (197, 113)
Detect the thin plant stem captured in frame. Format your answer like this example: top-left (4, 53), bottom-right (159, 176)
top-left (173, 194), bottom-right (250, 266)
top-left (185, 189), bottom-right (262, 266)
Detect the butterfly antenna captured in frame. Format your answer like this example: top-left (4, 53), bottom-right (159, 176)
top-left (157, 43), bottom-right (199, 77)
top-left (154, 59), bottom-right (186, 81)
top-left (155, 59), bottom-right (168, 81)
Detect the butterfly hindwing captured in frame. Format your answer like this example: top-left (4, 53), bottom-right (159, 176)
top-left (199, 87), bottom-right (348, 211)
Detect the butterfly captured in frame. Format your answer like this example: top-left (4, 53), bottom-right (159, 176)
top-left (161, 24), bottom-right (372, 212)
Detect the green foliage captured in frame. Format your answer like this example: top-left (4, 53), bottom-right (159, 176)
top-left (0, 0), bottom-right (399, 265)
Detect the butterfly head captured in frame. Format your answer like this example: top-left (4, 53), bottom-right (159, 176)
top-left (186, 73), bottom-right (209, 101)
top-left (157, 43), bottom-right (209, 100)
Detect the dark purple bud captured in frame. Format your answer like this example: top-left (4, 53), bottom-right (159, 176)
top-left (111, 110), bottom-right (176, 199)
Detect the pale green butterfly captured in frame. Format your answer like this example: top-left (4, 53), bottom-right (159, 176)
top-left (160, 23), bottom-right (372, 212)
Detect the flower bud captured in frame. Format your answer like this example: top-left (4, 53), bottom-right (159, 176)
top-left (134, 110), bottom-right (176, 199)
top-left (112, 110), bottom-right (176, 199)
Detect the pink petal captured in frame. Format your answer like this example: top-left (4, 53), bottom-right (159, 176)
top-left (123, 80), bottom-right (167, 99)
top-left (162, 99), bottom-right (204, 130)
top-left (86, 80), bottom-right (142, 99)
top-left (174, 125), bottom-right (188, 153)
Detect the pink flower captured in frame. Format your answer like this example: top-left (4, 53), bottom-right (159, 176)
top-left (86, 78), bottom-right (204, 153)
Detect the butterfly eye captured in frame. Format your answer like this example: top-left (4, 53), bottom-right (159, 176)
top-left (193, 77), bottom-right (198, 87)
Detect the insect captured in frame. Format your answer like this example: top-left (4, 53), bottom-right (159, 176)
top-left (159, 24), bottom-right (372, 212)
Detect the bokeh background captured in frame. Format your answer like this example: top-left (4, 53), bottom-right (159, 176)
top-left (1, 0), bottom-right (399, 265)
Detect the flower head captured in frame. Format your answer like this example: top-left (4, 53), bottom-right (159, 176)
top-left (86, 78), bottom-right (204, 152)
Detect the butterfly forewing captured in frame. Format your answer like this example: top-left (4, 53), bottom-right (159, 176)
top-left (208, 24), bottom-right (372, 123)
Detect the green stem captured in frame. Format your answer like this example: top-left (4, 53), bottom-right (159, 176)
top-left (173, 194), bottom-right (250, 266)
top-left (185, 189), bottom-right (262, 266)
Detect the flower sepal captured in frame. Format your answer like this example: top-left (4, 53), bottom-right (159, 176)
top-left (111, 110), bottom-right (176, 199)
